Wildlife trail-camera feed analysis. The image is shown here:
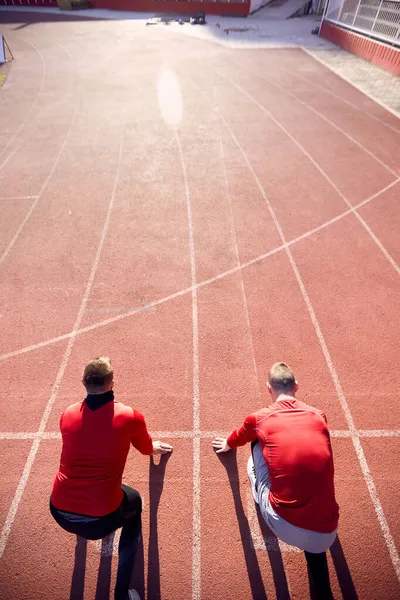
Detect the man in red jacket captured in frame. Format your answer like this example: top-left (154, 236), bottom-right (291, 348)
top-left (50, 356), bottom-right (172, 600)
top-left (212, 362), bottom-right (339, 599)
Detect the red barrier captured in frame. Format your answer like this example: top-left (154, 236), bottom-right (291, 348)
top-left (0, 0), bottom-right (57, 5)
top-left (320, 21), bottom-right (400, 77)
top-left (91, 0), bottom-right (250, 16)
top-left (0, 0), bottom-right (249, 15)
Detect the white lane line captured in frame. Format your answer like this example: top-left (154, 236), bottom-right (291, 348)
top-left (176, 134), bottom-right (201, 600)
top-left (176, 133), bottom-right (201, 600)
top-left (0, 37), bottom-right (46, 167)
top-left (0, 97), bottom-right (80, 269)
top-left (217, 105), bottom-right (261, 403)
top-left (0, 432), bottom-right (37, 440)
top-left (233, 59), bottom-right (399, 178)
top-left (1, 429), bottom-right (400, 441)
top-left (358, 430), bottom-right (400, 438)
top-left (217, 72), bottom-right (400, 277)
top-left (0, 196), bottom-right (39, 201)
top-left (1, 175), bottom-right (394, 364)
top-left (0, 136), bottom-right (124, 560)
top-left (0, 41), bottom-right (77, 173)
top-left (0, 175), bottom-right (396, 364)
top-left (353, 208), bottom-right (400, 275)
top-left (0, 198), bottom-right (39, 267)
top-left (302, 49), bottom-right (400, 134)
top-left (177, 133), bottom-right (202, 599)
top-left (0, 41), bottom-right (79, 269)
top-left (217, 108), bottom-right (400, 584)
top-left (354, 179), bottom-right (400, 211)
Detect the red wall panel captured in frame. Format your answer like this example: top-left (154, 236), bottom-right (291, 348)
top-left (91, 0), bottom-right (250, 16)
top-left (320, 21), bottom-right (400, 77)
top-left (0, 0), bottom-right (250, 15)
top-left (0, 0), bottom-right (57, 6)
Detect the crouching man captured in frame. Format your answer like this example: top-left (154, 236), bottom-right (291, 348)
top-left (212, 362), bottom-right (339, 599)
top-left (50, 356), bottom-right (172, 600)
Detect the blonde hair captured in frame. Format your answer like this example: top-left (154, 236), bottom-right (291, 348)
top-left (83, 356), bottom-right (113, 393)
top-left (268, 362), bottom-right (296, 393)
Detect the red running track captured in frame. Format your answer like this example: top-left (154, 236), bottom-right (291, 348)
top-left (0, 11), bottom-right (399, 600)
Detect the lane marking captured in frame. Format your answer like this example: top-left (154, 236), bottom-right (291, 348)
top-left (0, 43), bottom-right (78, 269)
top-left (214, 103), bottom-right (400, 584)
top-left (176, 133), bottom-right (201, 600)
top-left (0, 196), bottom-right (39, 201)
top-left (92, 530), bottom-right (121, 557)
top-left (215, 71), bottom-right (400, 276)
top-left (358, 429), bottom-right (400, 438)
top-left (0, 37), bottom-right (46, 167)
top-left (1, 429), bottom-right (399, 441)
top-left (302, 48), bottom-right (400, 134)
top-left (0, 178), bottom-right (395, 364)
top-left (354, 179), bottom-right (399, 211)
top-left (0, 432), bottom-right (38, 440)
top-left (0, 198), bottom-right (40, 267)
top-left (232, 57), bottom-right (399, 179)
top-left (216, 95), bottom-right (262, 403)
top-left (0, 136), bottom-right (124, 560)
top-left (0, 101), bottom-right (80, 269)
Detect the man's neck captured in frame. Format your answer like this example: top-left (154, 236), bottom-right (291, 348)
top-left (85, 389), bottom-right (114, 411)
top-left (274, 392), bottom-right (296, 403)
top-left (86, 386), bottom-right (113, 396)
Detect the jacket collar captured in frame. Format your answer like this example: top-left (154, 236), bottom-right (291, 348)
top-left (85, 389), bottom-right (114, 411)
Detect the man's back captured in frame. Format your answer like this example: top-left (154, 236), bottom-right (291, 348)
top-left (52, 398), bottom-right (153, 517)
top-left (227, 397), bottom-right (339, 533)
top-left (256, 398), bottom-right (338, 532)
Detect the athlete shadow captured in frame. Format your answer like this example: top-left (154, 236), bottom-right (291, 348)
top-left (147, 453), bottom-right (172, 599)
top-left (256, 513), bottom-right (358, 600)
top-left (217, 452), bottom-right (357, 600)
top-left (255, 508), bottom-right (291, 600)
top-left (218, 451), bottom-right (270, 599)
top-left (69, 454), bottom-right (170, 600)
top-left (129, 453), bottom-right (171, 599)
top-left (69, 533), bottom-right (119, 600)
top-left (219, 451), bottom-right (292, 600)
top-left (254, 496), bottom-right (358, 600)
top-left (70, 536), bottom-right (87, 600)
top-left (330, 536), bottom-right (359, 599)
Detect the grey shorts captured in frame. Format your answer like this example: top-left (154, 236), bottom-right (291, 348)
top-left (253, 442), bottom-right (337, 554)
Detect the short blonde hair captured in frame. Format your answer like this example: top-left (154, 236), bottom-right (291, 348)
top-left (83, 356), bottom-right (113, 393)
top-left (268, 362), bottom-right (296, 393)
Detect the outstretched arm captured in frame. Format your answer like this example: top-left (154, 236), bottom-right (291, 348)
top-left (131, 410), bottom-right (153, 455)
top-left (212, 413), bottom-right (257, 453)
top-left (131, 410), bottom-right (173, 455)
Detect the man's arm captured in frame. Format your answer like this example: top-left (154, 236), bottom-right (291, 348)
top-left (131, 410), bottom-right (172, 455)
top-left (212, 413), bottom-right (257, 453)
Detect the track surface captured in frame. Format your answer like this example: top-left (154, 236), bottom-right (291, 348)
top-left (0, 11), bottom-right (399, 600)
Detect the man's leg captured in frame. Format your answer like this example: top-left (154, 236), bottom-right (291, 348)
top-left (49, 497), bottom-right (115, 540)
top-left (250, 440), bottom-right (271, 505)
top-left (305, 550), bottom-right (334, 600)
top-left (114, 485), bottom-right (142, 600)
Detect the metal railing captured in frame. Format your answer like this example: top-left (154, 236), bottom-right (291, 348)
top-left (323, 0), bottom-right (400, 45)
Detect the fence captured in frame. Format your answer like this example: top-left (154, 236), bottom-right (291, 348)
top-left (322, 0), bottom-right (400, 45)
